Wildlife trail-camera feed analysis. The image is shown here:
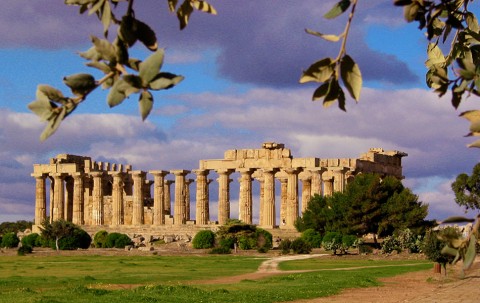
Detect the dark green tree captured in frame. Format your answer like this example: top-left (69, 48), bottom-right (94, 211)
top-left (40, 219), bottom-right (91, 251)
top-left (452, 163), bottom-right (480, 210)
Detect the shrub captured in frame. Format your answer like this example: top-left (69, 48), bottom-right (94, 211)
top-left (49, 227), bottom-right (91, 250)
top-left (238, 236), bottom-right (256, 250)
top-left (322, 232), bottom-right (343, 255)
top-left (291, 238), bottom-right (312, 254)
top-left (301, 229), bottom-right (323, 248)
top-left (93, 230), bottom-right (109, 248)
top-left (21, 233), bottom-right (41, 248)
top-left (1, 232), bottom-right (20, 248)
top-left (381, 236), bottom-right (401, 254)
top-left (359, 243), bottom-right (374, 254)
top-left (278, 239), bottom-right (292, 255)
top-left (17, 245), bottom-right (33, 256)
top-left (105, 233), bottom-right (132, 248)
top-left (192, 230), bottom-right (215, 249)
top-left (341, 235), bottom-right (357, 253)
top-left (255, 228), bottom-right (272, 251)
top-left (422, 228), bottom-right (459, 267)
top-left (209, 246), bottom-right (231, 254)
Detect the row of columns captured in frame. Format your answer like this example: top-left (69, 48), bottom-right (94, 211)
top-left (32, 166), bottom-right (350, 229)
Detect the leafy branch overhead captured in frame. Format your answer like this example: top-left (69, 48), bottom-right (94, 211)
top-left (28, 0), bottom-right (216, 141)
top-left (302, 0), bottom-right (480, 147)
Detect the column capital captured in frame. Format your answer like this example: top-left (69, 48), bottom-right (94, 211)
top-left (90, 171), bottom-right (105, 178)
top-left (51, 172), bottom-right (67, 179)
top-left (193, 169), bottom-right (210, 175)
top-left (237, 168), bottom-right (255, 175)
top-left (164, 179), bottom-right (175, 185)
top-left (308, 167), bottom-right (327, 173)
top-left (216, 168), bottom-right (234, 175)
top-left (150, 170), bottom-right (169, 177)
top-left (170, 169), bottom-right (191, 176)
top-left (108, 171), bottom-right (124, 177)
top-left (31, 173), bottom-right (46, 179)
top-left (284, 167), bottom-right (300, 175)
top-left (130, 170), bottom-right (147, 177)
top-left (185, 178), bottom-right (195, 185)
top-left (72, 172), bottom-right (85, 179)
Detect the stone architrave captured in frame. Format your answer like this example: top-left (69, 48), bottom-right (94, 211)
top-left (285, 168), bottom-right (300, 228)
top-left (90, 171), bottom-right (104, 225)
top-left (72, 173), bottom-right (85, 225)
top-left (216, 169), bottom-right (233, 225)
top-left (262, 168), bottom-right (277, 228)
top-left (171, 170), bottom-right (190, 225)
top-left (110, 171), bottom-right (124, 226)
top-left (51, 173), bottom-right (65, 221)
top-left (278, 177), bottom-right (287, 226)
top-left (184, 178), bottom-right (194, 221)
top-left (193, 169), bottom-right (210, 225)
top-left (309, 167), bottom-right (326, 197)
top-left (300, 175), bottom-right (312, 213)
top-left (131, 171), bottom-right (146, 225)
top-left (164, 180), bottom-right (174, 216)
top-left (238, 168), bottom-right (254, 224)
top-left (32, 173), bottom-right (46, 225)
top-left (150, 170), bottom-right (168, 225)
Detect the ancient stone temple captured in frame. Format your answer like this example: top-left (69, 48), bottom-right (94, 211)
top-left (31, 143), bottom-right (407, 236)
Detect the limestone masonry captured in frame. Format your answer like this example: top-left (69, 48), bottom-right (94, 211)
top-left (31, 142), bottom-right (407, 238)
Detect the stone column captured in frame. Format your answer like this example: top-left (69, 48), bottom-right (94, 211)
top-left (323, 174), bottom-right (334, 197)
top-left (64, 177), bottom-right (74, 221)
top-left (131, 171), bottom-right (146, 225)
top-left (216, 169), bottom-right (233, 225)
top-left (193, 169), bottom-right (210, 225)
top-left (52, 173), bottom-right (65, 221)
top-left (109, 171), bottom-right (124, 226)
top-left (32, 174), bottom-right (46, 225)
top-left (255, 176), bottom-right (265, 225)
top-left (238, 168), bottom-right (254, 224)
top-left (49, 178), bottom-right (54, 221)
top-left (72, 173), bottom-right (85, 225)
top-left (285, 168), bottom-right (300, 228)
top-left (332, 167), bottom-right (348, 193)
top-left (150, 170), bottom-right (168, 225)
top-left (184, 178), bottom-right (194, 221)
top-left (164, 180), bottom-right (174, 216)
top-left (278, 177), bottom-right (288, 226)
top-left (91, 171), bottom-right (104, 225)
top-left (262, 168), bottom-right (277, 228)
top-left (310, 167), bottom-right (325, 197)
top-left (171, 170), bottom-right (190, 225)
top-left (300, 175), bottom-right (312, 213)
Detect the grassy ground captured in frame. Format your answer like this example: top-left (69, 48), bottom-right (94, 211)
top-left (0, 252), bottom-right (432, 303)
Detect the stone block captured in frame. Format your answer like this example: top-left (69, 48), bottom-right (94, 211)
top-left (224, 149), bottom-right (236, 160)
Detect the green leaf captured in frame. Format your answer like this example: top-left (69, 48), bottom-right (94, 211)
top-left (305, 29), bottom-right (341, 42)
top-left (28, 99), bottom-right (56, 122)
top-left (299, 58), bottom-right (335, 83)
top-left (466, 12), bottom-right (479, 33)
top-left (40, 107), bottom-right (66, 142)
top-left (107, 77), bottom-right (141, 108)
top-left (168, 0), bottom-right (178, 12)
top-left (441, 245), bottom-right (459, 257)
top-left (148, 73), bottom-right (184, 90)
top-left (441, 216), bottom-right (475, 224)
top-left (78, 46), bottom-right (102, 62)
top-left (88, 0), bottom-right (105, 15)
top-left (139, 90), bottom-right (154, 121)
top-left (65, 0), bottom-right (96, 5)
top-left (86, 61), bottom-right (111, 74)
top-left (340, 55), bottom-right (362, 101)
top-left (135, 19), bottom-right (158, 51)
top-left (467, 139), bottom-right (480, 148)
top-left (177, 0), bottom-right (194, 30)
top-left (139, 49), bottom-right (165, 85)
top-left (123, 75), bottom-right (144, 89)
top-left (113, 37), bottom-right (128, 65)
top-left (463, 234), bottom-right (477, 270)
top-left (63, 73), bottom-right (96, 96)
top-left (118, 15), bottom-right (137, 47)
top-left (312, 83), bottom-right (329, 101)
top-left (323, 79), bottom-right (341, 108)
top-left (324, 0), bottom-right (351, 19)
top-left (91, 36), bottom-right (116, 62)
top-left (425, 43), bottom-right (445, 68)
top-left (192, 1), bottom-right (217, 15)
top-left (127, 58), bottom-right (141, 71)
top-left (403, 3), bottom-right (420, 23)
top-left (101, 0), bottom-right (111, 36)
top-left (37, 85), bottom-right (66, 104)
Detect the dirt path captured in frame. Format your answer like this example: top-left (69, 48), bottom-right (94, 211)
top-left (195, 254), bottom-right (480, 302)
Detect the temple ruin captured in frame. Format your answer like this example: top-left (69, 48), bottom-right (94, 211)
top-left (31, 142), bottom-right (407, 237)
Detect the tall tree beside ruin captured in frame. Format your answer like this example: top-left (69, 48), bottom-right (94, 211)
top-left (452, 162), bottom-right (480, 210)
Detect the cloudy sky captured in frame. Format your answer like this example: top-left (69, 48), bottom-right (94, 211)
top-left (1, 0), bottom-right (480, 223)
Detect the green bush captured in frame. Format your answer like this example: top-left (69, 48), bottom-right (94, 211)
top-left (104, 233), bottom-right (132, 248)
top-left (17, 245), bottom-right (33, 256)
top-left (209, 246), bottom-right (231, 254)
top-left (291, 238), bottom-right (312, 254)
top-left (359, 244), bottom-right (374, 254)
top-left (238, 236), bottom-right (256, 250)
top-left (1, 232), bottom-right (20, 248)
top-left (301, 229), bottom-right (323, 248)
top-left (49, 227), bottom-right (91, 250)
top-left (341, 235), bottom-right (357, 252)
top-left (381, 236), bottom-right (401, 254)
top-left (192, 230), bottom-right (215, 249)
top-left (255, 228), bottom-right (272, 251)
top-left (219, 237), bottom-right (235, 249)
top-left (93, 230), bottom-right (109, 248)
top-left (21, 233), bottom-right (41, 248)
top-left (322, 232), bottom-right (343, 255)
top-left (422, 228), bottom-right (460, 266)
top-left (278, 239), bottom-right (292, 255)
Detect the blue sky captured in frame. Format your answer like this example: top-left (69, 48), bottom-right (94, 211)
top-left (1, 0), bottom-right (480, 223)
